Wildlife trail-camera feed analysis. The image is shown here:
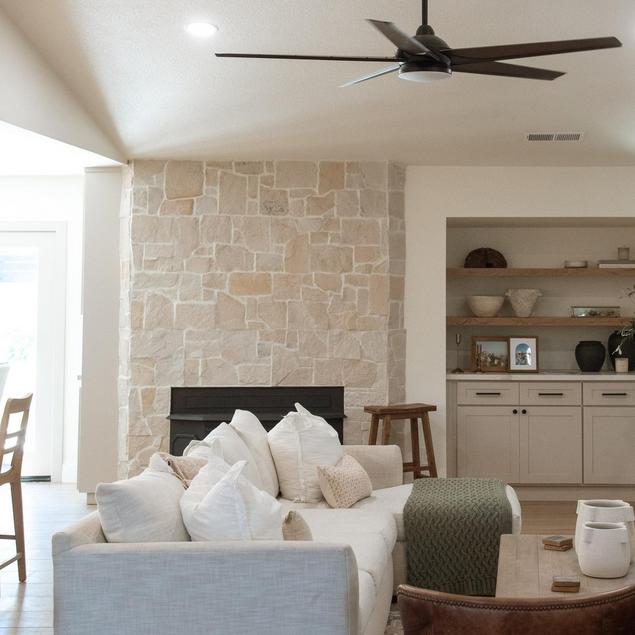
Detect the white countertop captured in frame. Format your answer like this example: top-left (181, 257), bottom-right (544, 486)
top-left (447, 371), bottom-right (635, 381)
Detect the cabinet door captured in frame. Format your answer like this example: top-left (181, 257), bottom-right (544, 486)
top-left (519, 407), bottom-right (582, 484)
top-left (584, 407), bottom-right (635, 484)
top-left (457, 406), bottom-right (519, 482)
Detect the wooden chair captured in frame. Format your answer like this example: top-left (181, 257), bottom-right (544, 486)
top-left (0, 394), bottom-right (33, 582)
top-left (398, 584), bottom-right (635, 635)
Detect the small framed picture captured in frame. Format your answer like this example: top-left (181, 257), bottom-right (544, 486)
top-left (471, 336), bottom-right (509, 372)
top-left (509, 337), bottom-right (539, 372)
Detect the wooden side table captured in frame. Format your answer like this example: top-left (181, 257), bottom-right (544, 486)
top-left (364, 403), bottom-right (438, 478)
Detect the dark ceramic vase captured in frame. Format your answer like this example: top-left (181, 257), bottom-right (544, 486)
top-left (608, 331), bottom-right (635, 371)
top-left (575, 341), bottom-right (606, 372)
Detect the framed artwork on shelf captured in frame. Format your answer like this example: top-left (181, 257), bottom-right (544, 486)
top-left (509, 336), bottom-right (539, 372)
top-left (471, 336), bottom-right (509, 372)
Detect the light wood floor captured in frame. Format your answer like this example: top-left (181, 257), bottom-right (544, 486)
top-left (0, 484), bottom-right (615, 633)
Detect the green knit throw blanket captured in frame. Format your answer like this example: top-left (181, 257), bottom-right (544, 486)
top-left (404, 478), bottom-right (512, 597)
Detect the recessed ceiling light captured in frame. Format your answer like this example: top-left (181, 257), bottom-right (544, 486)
top-left (185, 22), bottom-right (218, 38)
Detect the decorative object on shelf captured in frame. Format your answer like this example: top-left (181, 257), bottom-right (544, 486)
top-left (542, 535), bottom-right (573, 552)
top-left (471, 336), bottom-right (509, 372)
top-left (451, 333), bottom-right (464, 374)
top-left (571, 306), bottom-right (621, 318)
top-left (508, 336), bottom-right (539, 372)
top-left (464, 248), bottom-right (507, 269)
top-left (609, 322), bottom-right (635, 371)
top-left (466, 295), bottom-right (504, 318)
top-left (577, 522), bottom-right (631, 579)
top-left (575, 341), bottom-right (606, 372)
top-left (505, 288), bottom-right (542, 318)
top-left (564, 260), bottom-right (588, 268)
top-left (575, 500), bottom-right (635, 557)
top-left (616, 357), bottom-right (630, 373)
top-left (618, 246), bottom-right (631, 261)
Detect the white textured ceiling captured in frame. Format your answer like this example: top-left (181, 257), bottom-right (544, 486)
top-left (1, 0), bottom-right (634, 165)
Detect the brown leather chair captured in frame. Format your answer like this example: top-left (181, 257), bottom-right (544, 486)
top-left (398, 583), bottom-right (635, 635)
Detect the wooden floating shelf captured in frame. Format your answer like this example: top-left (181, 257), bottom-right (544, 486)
top-left (447, 316), bottom-right (632, 327)
top-left (447, 267), bottom-right (635, 278)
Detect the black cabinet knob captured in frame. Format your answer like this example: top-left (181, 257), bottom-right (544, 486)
top-left (521, 409), bottom-right (527, 415)
top-left (512, 409), bottom-right (518, 414)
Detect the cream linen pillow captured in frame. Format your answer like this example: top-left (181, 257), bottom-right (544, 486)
top-left (180, 458), bottom-right (283, 542)
top-left (230, 409), bottom-right (279, 498)
top-left (317, 454), bottom-right (373, 509)
top-left (268, 403), bottom-right (343, 503)
top-left (282, 511), bottom-right (313, 541)
top-left (96, 465), bottom-right (189, 543)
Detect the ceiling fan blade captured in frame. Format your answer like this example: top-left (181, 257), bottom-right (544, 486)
top-left (447, 37), bottom-right (621, 63)
top-left (340, 64), bottom-right (401, 87)
top-left (453, 61), bottom-right (565, 81)
top-left (367, 19), bottom-right (446, 63)
top-left (215, 53), bottom-right (400, 62)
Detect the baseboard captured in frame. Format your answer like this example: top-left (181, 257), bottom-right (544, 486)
top-left (86, 492), bottom-right (96, 505)
top-left (62, 462), bottom-right (77, 483)
top-left (514, 486), bottom-right (635, 501)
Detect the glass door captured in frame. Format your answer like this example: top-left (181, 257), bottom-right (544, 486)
top-left (0, 229), bottom-right (65, 479)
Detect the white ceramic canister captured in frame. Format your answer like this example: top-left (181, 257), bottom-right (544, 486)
top-left (575, 499), bottom-right (635, 559)
top-left (577, 522), bottom-right (631, 579)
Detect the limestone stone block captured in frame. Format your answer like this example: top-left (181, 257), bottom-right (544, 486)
top-left (271, 346), bottom-right (301, 385)
top-left (335, 190), bottom-right (360, 217)
top-left (238, 364), bottom-right (270, 385)
top-left (318, 161), bottom-right (345, 194)
top-left (360, 331), bottom-right (387, 362)
top-left (388, 191), bottom-right (405, 219)
top-left (201, 215), bottom-right (232, 244)
top-left (215, 244), bottom-right (253, 272)
top-left (200, 358), bottom-right (238, 385)
top-left (288, 301), bottom-right (328, 330)
top-left (306, 192), bottom-right (335, 217)
top-left (172, 217), bottom-right (200, 258)
top-left (388, 162), bottom-right (406, 191)
top-left (301, 286), bottom-right (330, 303)
top-left (329, 330), bottom-right (361, 359)
top-left (165, 161), bottom-right (204, 199)
top-left (178, 273), bottom-right (202, 301)
top-left (159, 199), bottom-right (193, 215)
top-left (144, 243), bottom-right (175, 259)
top-left (355, 245), bottom-right (383, 264)
top-left (144, 294), bottom-right (174, 329)
top-left (343, 359), bottom-right (378, 388)
top-left (272, 273), bottom-right (302, 300)
top-left (360, 189), bottom-right (387, 217)
top-left (298, 331), bottom-right (328, 358)
top-left (221, 330), bottom-right (258, 363)
top-left (260, 187), bottom-right (289, 216)
top-left (235, 161), bottom-right (264, 175)
top-left (175, 303), bottom-right (215, 330)
top-left (271, 218), bottom-right (297, 244)
top-left (216, 293), bottom-right (246, 329)
top-left (346, 162), bottom-right (387, 190)
top-left (256, 253), bottom-right (283, 272)
top-left (275, 161), bottom-right (318, 188)
top-left (284, 234), bottom-right (310, 273)
top-left (131, 330), bottom-right (182, 359)
top-left (314, 273), bottom-right (341, 293)
top-left (257, 299), bottom-right (287, 329)
top-left (219, 171), bottom-right (247, 215)
top-left (131, 216), bottom-right (173, 243)
top-left (134, 160), bottom-right (166, 186)
top-left (133, 272), bottom-right (179, 290)
top-left (133, 187), bottom-right (148, 210)
top-left (202, 273), bottom-right (227, 290)
top-left (185, 359), bottom-right (201, 385)
top-left (147, 187), bottom-right (164, 215)
top-left (228, 272), bottom-right (272, 296)
top-left (195, 195), bottom-right (218, 215)
top-left (310, 245), bottom-right (353, 273)
top-left (205, 167), bottom-right (219, 187)
top-left (261, 174), bottom-right (274, 187)
top-left (342, 218), bottom-right (380, 245)
top-left (314, 358), bottom-right (343, 385)
top-left (185, 256), bottom-right (215, 273)
top-left (278, 367), bottom-right (313, 386)
top-left (205, 161), bottom-right (233, 170)
top-left (233, 216), bottom-right (271, 252)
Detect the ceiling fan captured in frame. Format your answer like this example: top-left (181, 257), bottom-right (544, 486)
top-left (216, 0), bottom-right (621, 85)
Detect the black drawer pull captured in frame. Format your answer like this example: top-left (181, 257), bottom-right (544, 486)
top-left (538, 392), bottom-right (564, 396)
top-left (475, 392), bottom-right (501, 396)
top-left (601, 392), bottom-right (628, 397)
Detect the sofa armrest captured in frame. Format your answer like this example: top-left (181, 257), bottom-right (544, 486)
top-left (52, 511), bottom-right (105, 556)
top-left (54, 537), bottom-right (359, 635)
top-left (344, 445), bottom-right (404, 489)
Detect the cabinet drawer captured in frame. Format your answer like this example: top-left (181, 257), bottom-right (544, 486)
top-left (520, 382), bottom-right (581, 406)
top-left (457, 382), bottom-right (519, 405)
top-left (583, 383), bottom-right (635, 406)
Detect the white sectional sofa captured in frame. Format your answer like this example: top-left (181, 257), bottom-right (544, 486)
top-left (53, 445), bottom-right (521, 635)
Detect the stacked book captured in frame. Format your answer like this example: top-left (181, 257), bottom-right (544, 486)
top-left (598, 260), bottom-right (635, 269)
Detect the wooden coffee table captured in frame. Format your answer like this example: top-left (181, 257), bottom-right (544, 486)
top-left (496, 534), bottom-right (635, 598)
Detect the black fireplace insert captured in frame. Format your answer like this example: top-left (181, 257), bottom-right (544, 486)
top-left (168, 386), bottom-right (345, 455)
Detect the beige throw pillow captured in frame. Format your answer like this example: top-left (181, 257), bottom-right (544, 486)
top-left (317, 454), bottom-right (373, 509)
top-left (282, 511), bottom-right (313, 541)
top-left (156, 453), bottom-right (207, 488)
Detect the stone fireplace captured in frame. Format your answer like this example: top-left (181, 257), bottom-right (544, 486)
top-left (118, 160), bottom-right (406, 477)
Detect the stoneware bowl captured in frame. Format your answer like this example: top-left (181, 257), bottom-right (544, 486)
top-left (577, 522), bottom-right (631, 579)
top-left (467, 295), bottom-right (505, 318)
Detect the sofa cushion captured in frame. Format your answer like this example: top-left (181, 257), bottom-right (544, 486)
top-left (353, 483), bottom-right (523, 540)
top-left (268, 403), bottom-right (343, 503)
top-left (317, 454), bottom-right (373, 509)
top-left (230, 409), bottom-right (279, 498)
top-left (282, 511), bottom-right (313, 541)
top-left (96, 466), bottom-right (188, 543)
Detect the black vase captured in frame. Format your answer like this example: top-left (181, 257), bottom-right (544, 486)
top-left (575, 341), bottom-right (606, 372)
top-left (608, 331), bottom-right (635, 371)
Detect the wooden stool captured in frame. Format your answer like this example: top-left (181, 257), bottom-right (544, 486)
top-left (364, 403), bottom-right (437, 479)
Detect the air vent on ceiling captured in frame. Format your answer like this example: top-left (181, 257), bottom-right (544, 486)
top-left (526, 132), bottom-right (585, 142)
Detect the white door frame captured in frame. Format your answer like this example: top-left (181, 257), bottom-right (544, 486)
top-left (0, 221), bottom-right (67, 481)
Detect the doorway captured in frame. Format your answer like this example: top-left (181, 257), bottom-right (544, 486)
top-left (0, 226), bottom-right (66, 480)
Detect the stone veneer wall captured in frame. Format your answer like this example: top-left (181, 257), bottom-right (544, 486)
top-left (119, 160), bottom-right (406, 477)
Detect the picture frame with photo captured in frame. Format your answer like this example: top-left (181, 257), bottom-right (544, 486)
top-left (509, 336), bottom-right (539, 372)
top-left (471, 336), bottom-right (509, 372)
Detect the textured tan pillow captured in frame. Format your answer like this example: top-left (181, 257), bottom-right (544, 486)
top-left (156, 453), bottom-right (208, 488)
top-left (282, 511), bottom-right (313, 541)
top-left (317, 454), bottom-right (373, 509)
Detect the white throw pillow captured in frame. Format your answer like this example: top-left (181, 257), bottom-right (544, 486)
top-left (96, 464), bottom-right (189, 543)
top-left (267, 402), bottom-right (343, 503)
top-left (230, 409), bottom-right (279, 497)
top-left (180, 458), bottom-right (283, 541)
top-left (184, 422), bottom-right (264, 490)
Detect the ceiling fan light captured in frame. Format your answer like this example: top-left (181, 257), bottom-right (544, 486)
top-left (399, 66), bottom-right (451, 83)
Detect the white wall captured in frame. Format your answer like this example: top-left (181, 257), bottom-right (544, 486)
top-left (0, 8), bottom-right (122, 162)
top-left (405, 167), bottom-right (635, 476)
top-left (0, 175), bottom-right (84, 481)
top-left (77, 167), bottom-right (122, 493)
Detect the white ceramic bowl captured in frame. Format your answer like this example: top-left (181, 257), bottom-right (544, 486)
top-left (467, 295), bottom-right (505, 318)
